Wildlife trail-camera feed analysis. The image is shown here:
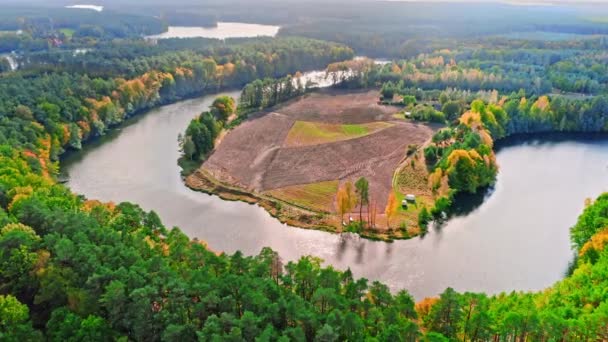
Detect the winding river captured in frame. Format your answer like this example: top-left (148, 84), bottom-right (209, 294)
top-left (61, 87), bottom-right (608, 299)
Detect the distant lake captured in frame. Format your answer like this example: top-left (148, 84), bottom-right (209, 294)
top-left (65, 4), bottom-right (104, 12)
top-left (147, 22), bottom-right (280, 40)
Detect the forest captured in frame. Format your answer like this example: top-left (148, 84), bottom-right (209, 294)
top-left (0, 6), bottom-right (167, 54)
top-left (3, 0), bottom-right (608, 340)
top-left (0, 37), bottom-right (351, 172)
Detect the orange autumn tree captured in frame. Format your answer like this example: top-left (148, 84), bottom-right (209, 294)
top-left (580, 228), bottom-right (608, 262)
top-left (415, 297), bottom-right (439, 319)
top-left (385, 192), bottom-right (398, 229)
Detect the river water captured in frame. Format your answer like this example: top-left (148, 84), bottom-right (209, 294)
top-left (61, 86), bottom-right (608, 299)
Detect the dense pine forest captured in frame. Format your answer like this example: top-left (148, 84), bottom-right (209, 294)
top-left (3, 0), bottom-right (608, 340)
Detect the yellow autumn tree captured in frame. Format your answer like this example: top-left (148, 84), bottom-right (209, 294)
top-left (428, 168), bottom-right (443, 191)
top-left (336, 181), bottom-right (357, 225)
top-left (384, 192), bottom-right (398, 229)
top-left (478, 129), bottom-right (494, 148)
top-left (391, 63), bottom-right (402, 74)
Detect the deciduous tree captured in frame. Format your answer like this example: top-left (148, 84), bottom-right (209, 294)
top-left (384, 192), bottom-right (398, 229)
top-left (355, 177), bottom-right (369, 224)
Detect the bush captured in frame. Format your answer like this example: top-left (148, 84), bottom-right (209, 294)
top-left (418, 207), bottom-right (431, 230)
top-left (441, 101), bottom-right (463, 120)
top-left (430, 196), bottom-right (452, 217)
top-left (407, 144), bottom-right (418, 156)
top-left (412, 104), bottom-right (446, 123)
top-left (402, 95), bottom-right (417, 106)
top-left (345, 221), bottom-right (364, 233)
top-left (424, 145), bottom-right (441, 166)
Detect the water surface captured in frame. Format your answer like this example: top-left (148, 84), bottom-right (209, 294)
top-left (62, 94), bottom-right (608, 299)
top-left (147, 23), bottom-right (280, 40)
top-left (65, 4), bottom-right (103, 12)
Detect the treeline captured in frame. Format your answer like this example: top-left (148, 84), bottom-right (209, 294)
top-left (239, 75), bottom-right (306, 111)
top-left (18, 37), bottom-right (354, 79)
top-left (0, 7), bottom-right (167, 54)
top-left (178, 96), bottom-right (234, 172)
top-left (380, 82), bottom-right (503, 124)
top-left (370, 58), bottom-right (545, 96)
top-left (0, 33), bottom-right (50, 54)
top-left (237, 58), bottom-right (373, 112)
top-left (363, 39), bottom-right (608, 97)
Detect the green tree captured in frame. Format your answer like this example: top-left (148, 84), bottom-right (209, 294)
top-left (402, 95), bottom-right (417, 107)
top-left (211, 96), bottom-right (236, 122)
top-left (418, 207), bottom-right (431, 231)
top-left (0, 295), bottom-right (41, 341)
top-left (183, 136), bottom-right (196, 161)
top-left (315, 324), bottom-right (339, 342)
top-left (381, 81), bottom-right (396, 101)
top-left (426, 288), bottom-right (462, 339)
top-left (441, 101), bottom-right (462, 121)
top-left (355, 177), bottom-right (369, 224)
top-left (0, 223), bottom-right (40, 297)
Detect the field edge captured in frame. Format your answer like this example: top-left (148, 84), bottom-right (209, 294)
top-left (184, 168), bottom-right (418, 242)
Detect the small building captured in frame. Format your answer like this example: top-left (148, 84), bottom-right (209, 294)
top-left (401, 200), bottom-right (408, 208)
top-left (404, 111), bottom-right (412, 117)
top-left (405, 194), bottom-right (416, 202)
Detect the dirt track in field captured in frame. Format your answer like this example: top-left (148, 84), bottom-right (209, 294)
top-left (200, 90), bottom-right (435, 211)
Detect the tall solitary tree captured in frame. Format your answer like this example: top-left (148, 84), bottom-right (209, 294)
top-left (355, 177), bottom-right (369, 224)
top-left (183, 137), bottom-right (196, 161)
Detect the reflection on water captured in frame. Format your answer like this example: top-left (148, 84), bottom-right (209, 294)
top-left (62, 87), bottom-right (608, 299)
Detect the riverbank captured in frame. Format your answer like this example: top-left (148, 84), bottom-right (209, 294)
top-left (185, 167), bottom-right (422, 242)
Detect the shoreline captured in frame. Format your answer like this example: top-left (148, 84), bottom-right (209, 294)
top-left (184, 168), bottom-right (417, 242)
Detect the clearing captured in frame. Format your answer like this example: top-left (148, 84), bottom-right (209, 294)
top-left (188, 90), bottom-right (438, 239)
